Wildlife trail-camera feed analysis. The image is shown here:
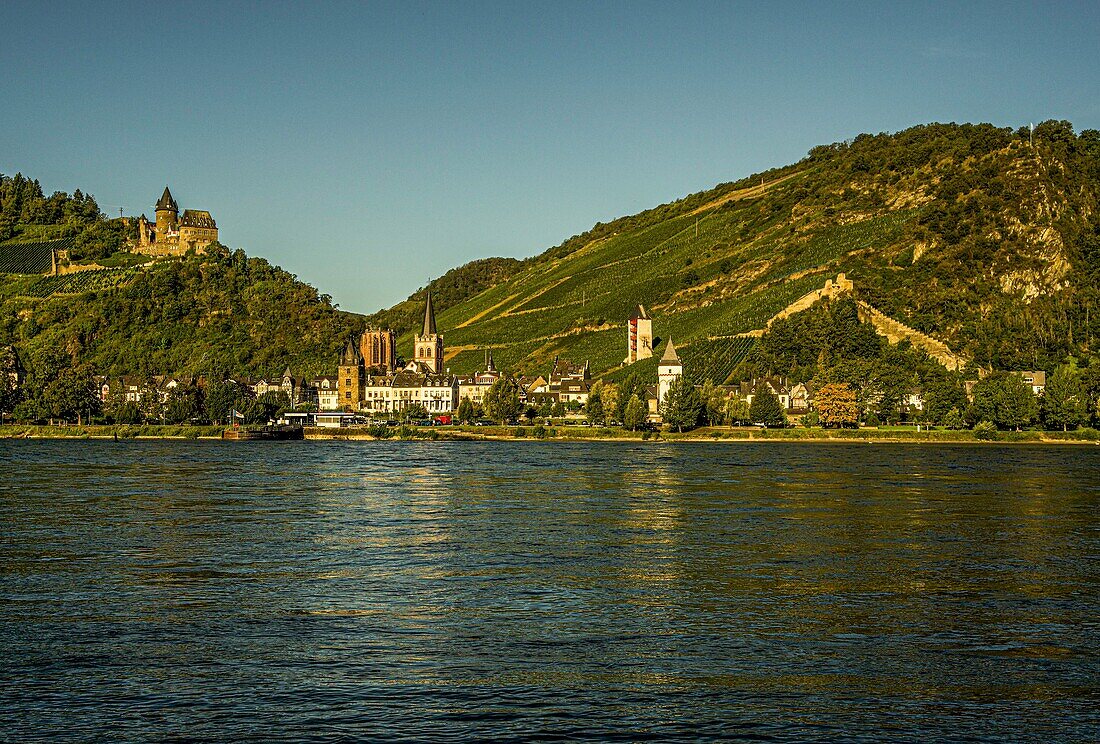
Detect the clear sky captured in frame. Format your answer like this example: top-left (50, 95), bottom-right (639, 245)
top-left (2, 1), bottom-right (1098, 313)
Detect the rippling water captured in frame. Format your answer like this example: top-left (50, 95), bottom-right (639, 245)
top-left (1, 441), bottom-right (1097, 741)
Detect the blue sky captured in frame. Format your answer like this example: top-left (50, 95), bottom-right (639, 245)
top-left (2, 1), bottom-right (1098, 313)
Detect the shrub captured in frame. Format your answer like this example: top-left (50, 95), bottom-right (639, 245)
top-left (973, 420), bottom-right (998, 440)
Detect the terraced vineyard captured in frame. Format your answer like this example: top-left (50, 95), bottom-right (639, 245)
top-left (681, 336), bottom-right (757, 384)
top-left (22, 267), bottom-right (139, 298)
top-left (0, 238), bottom-right (69, 274)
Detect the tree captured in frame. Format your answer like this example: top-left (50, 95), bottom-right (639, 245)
top-left (942, 407), bottom-right (965, 430)
top-left (599, 382), bottom-right (620, 424)
top-left (1043, 364), bottom-right (1086, 431)
top-left (204, 378), bottom-right (251, 424)
top-left (43, 368), bottom-right (99, 424)
top-left (0, 370), bottom-right (20, 423)
top-left (749, 388), bottom-right (786, 428)
top-left (164, 384), bottom-right (203, 424)
top-left (585, 390), bottom-right (605, 426)
top-left (623, 394), bottom-right (647, 431)
top-left (403, 402), bottom-right (428, 421)
top-left (724, 394), bottom-right (750, 425)
top-left (616, 372), bottom-right (647, 422)
top-left (456, 397), bottom-right (475, 424)
top-left (815, 382), bottom-right (859, 427)
top-left (483, 378), bottom-right (520, 424)
top-left (662, 376), bottom-right (703, 432)
top-left (701, 380), bottom-right (726, 426)
top-left (970, 373), bottom-right (1038, 430)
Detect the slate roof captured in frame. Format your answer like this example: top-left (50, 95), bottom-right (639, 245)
top-left (155, 186), bottom-right (177, 212)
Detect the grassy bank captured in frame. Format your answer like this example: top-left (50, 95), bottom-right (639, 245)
top-left (0, 424), bottom-right (225, 439)
top-left (304, 424), bottom-right (1100, 444)
top-left (4, 423), bottom-right (1097, 444)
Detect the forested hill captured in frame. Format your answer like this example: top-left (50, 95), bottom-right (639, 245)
top-left (0, 248), bottom-right (363, 380)
top-left (0, 173), bottom-right (364, 382)
top-left (372, 121), bottom-right (1100, 379)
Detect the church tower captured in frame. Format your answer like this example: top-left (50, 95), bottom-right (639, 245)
top-left (414, 290), bottom-right (444, 374)
top-left (155, 186), bottom-right (178, 238)
top-left (657, 338), bottom-right (682, 406)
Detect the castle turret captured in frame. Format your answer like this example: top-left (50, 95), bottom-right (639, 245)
top-left (414, 289), bottom-right (444, 374)
top-left (155, 186), bottom-right (178, 238)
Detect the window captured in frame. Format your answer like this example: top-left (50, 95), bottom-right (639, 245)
top-left (345, 392), bottom-right (351, 399)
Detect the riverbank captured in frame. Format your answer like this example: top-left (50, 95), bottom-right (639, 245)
top-left (3, 423), bottom-right (1098, 444)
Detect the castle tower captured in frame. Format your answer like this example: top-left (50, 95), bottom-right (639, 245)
top-left (155, 186), bottom-right (178, 238)
top-left (414, 290), bottom-right (444, 374)
top-left (625, 304), bottom-right (653, 364)
top-left (360, 327), bottom-right (397, 373)
top-left (657, 338), bottom-right (682, 406)
top-left (337, 337), bottom-right (364, 411)
top-left (137, 214), bottom-right (151, 247)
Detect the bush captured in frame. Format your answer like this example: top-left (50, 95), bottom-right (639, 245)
top-left (532, 424), bottom-right (547, 439)
top-left (973, 420), bottom-right (998, 440)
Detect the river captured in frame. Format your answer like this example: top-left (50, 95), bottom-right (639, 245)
top-left (1, 441), bottom-right (1097, 741)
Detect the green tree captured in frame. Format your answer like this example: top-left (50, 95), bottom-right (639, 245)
top-left (662, 376), bottom-right (703, 432)
top-left (585, 390), bottom-right (605, 425)
top-left (456, 397), bottom-right (476, 424)
top-left (483, 378), bottom-right (521, 424)
top-left (749, 388), bottom-right (786, 428)
top-left (403, 402), bottom-right (428, 421)
top-left (43, 368), bottom-right (98, 424)
top-left (701, 380), bottom-right (726, 426)
top-left (1043, 364), bottom-right (1086, 431)
top-left (615, 372), bottom-right (647, 422)
top-left (163, 384), bottom-right (203, 424)
top-left (970, 373), bottom-right (1038, 430)
top-left (942, 407), bottom-right (965, 430)
top-left (204, 378), bottom-right (251, 424)
top-left (623, 394), bottom-right (647, 431)
top-left (599, 382), bottom-right (620, 424)
top-left (724, 394), bottom-right (750, 425)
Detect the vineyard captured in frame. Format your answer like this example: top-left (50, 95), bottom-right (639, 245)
top-left (681, 336), bottom-right (757, 384)
top-left (22, 267), bottom-right (140, 298)
top-left (600, 335), bottom-right (757, 387)
top-left (0, 238), bottom-right (70, 274)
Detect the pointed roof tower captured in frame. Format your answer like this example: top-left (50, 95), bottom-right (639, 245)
top-left (155, 186), bottom-right (178, 212)
top-left (340, 337), bottom-right (361, 365)
top-left (421, 289), bottom-right (437, 336)
top-left (660, 338), bottom-right (680, 364)
top-left (486, 348), bottom-right (495, 372)
top-left (630, 304), bottom-right (650, 320)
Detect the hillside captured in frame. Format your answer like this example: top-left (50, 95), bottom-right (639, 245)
top-left (372, 121), bottom-right (1100, 381)
top-left (0, 175), bottom-right (364, 384)
top-left (0, 246), bottom-right (362, 381)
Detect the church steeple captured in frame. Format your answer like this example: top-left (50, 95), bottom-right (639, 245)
top-left (422, 289), bottom-right (437, 336)
top-left (414, 289), bottom-right (444, 374)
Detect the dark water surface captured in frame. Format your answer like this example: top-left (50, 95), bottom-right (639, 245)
top-left (1, 441), bottom-right (1097, 742)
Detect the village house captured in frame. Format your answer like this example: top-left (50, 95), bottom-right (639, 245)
top-left (313, 376), bottom-right (339, 411)
top-left (1012, 370), bottom-right (1047, 396)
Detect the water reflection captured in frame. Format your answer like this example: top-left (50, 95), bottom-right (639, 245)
top-left (0, 440), bottom-right (1097, 741)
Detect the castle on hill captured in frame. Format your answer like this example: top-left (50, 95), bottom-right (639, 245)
top-left (134, 186), bottom-right (218, 255)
